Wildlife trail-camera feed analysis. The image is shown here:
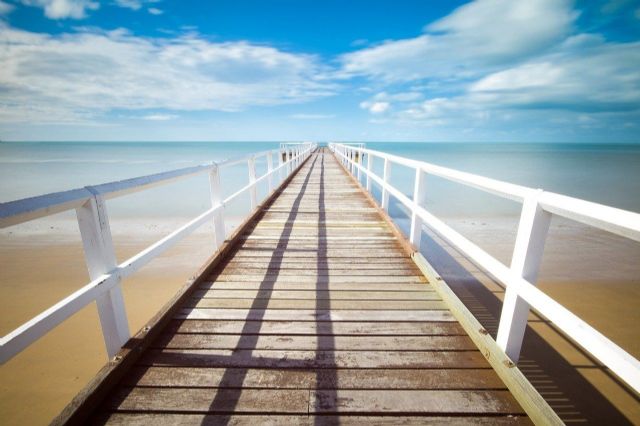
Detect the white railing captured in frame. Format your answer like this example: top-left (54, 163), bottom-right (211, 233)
top-left (0, 142), bottom-right (316, 364)
top-left (329, 142), bottom-right (640, 394)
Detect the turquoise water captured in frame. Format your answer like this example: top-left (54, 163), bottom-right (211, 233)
top-left (1, 142), bottom-right (639, 220)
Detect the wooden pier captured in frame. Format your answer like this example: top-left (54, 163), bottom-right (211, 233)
top-left (3, 142), bottom-right (637, 424)
top-left (54, 149), bottom-right (533, 424)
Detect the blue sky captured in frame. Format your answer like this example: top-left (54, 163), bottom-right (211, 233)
top-left (0, 0), bottom-right (639, 142)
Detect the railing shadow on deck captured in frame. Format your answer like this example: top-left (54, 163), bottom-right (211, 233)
top-left (198, 153), bottom-right (321, 424)
top-left (119, 151), bottom-right (342, 424)
top-left (417, 224), bottom-right (635, 425)
top-left (98, 151), bottom-right (323, 425)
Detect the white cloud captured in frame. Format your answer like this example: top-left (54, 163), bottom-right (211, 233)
top-left (113, 0), bottom-right (142, 9)
top-left (141, 113), bottom-right (177, 120)
top-left (21, 0), bottom-right (99, 19)
top-left (360, 101), bottom-right (390, 114)
top-left (289, 113), bottom-right (335, 120)
top-left (341, 0), bottom-right (577, 82)
top-left (113, 0), bottom-right (160, 11)
top-left (147, 7), bottom-right (162, 15)
top-left (469, 37), bottom-right (640, 112)
top-left (0, 0), bottom-right (14, 15)
top-left (0, 26), bottom-right (335, 123)
top-left (373, 91), bottom-right (423, 102)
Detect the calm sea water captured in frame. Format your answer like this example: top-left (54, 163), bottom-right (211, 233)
top-left (1, 142), bottom-right (639, 220)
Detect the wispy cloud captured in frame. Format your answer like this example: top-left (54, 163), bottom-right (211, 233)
top-left (141, 113), bottom-right (177, 120)
top-left (113, 0), bottom-right (158, 10)
top-left (0, 26), bottom-right (336, 123)
top-left (340, 0), bottom-right (577, 82)
top-left (359, 101), bottom-right (390, 114)
top-left (20, 0), bottom-right (99, 19)
top-left (147, 7), bottom-right (162, 15)
top-left (346, 0), bottom-right (640, 134)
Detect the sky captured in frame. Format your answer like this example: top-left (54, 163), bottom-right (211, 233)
top-left (0, 0), bottom-right (639, 142)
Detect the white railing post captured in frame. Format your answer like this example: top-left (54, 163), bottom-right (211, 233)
top-left (410, 168), bottom-right (427, 246)
top-left (278, 148), bottom-right (284, 182)
top-left (286, 148), bottom-right (292, 176)
top-left (496, 189), bottom-right (551, 361)
top-left (248, 156), bottom-right (257, 209)
top-left (75, 192), bottom-right (130, 359)
top-left (267, 153), bottom-right (274, 193)
top-left (356, 149), bottom-right (362, 181)
top-left (381, 158), bottom-right (391, 211)
top-left (209, 164), bottom-right (225, 249)
top-left (366, 152), bottom-right (372, 191)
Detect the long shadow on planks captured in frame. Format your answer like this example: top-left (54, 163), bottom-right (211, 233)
top-left (312, 152), bottom-right (339, 425)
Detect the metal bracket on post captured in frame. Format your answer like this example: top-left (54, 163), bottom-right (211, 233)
top-left (381, 158), bottom-right (391, 211)
top-left (248, 156), bottom-right (258, 210)
top-left (76, 188), bottom-right (130, 359)
top-left (209, 163), bottom-right (225, 249)
top-left (410, 168), bottom-right (427, 246)
top-left (496, 189), bottom-right (551, 361)
top-left (267, 153), bottom-right (274, 193)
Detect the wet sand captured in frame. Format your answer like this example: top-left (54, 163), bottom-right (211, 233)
top-left (1, 218), bottom-right (639, 424)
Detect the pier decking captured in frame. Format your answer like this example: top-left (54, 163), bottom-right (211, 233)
top-left (61, 149), bottom-right (531, 424)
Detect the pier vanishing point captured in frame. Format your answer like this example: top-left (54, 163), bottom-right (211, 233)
top-left (1, 143), bottom-right (639, 425)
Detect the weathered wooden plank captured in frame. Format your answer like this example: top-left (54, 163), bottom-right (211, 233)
top-left (103, 388), bottom-right (522, 414)
top-left (200, 280), bottom-right (432, 292)
top-left (186, 298), bottom-right (447, 310)
top-left (104, 387), bottom-right (308, 413)
top-left (242, 236), bottom-right (397, 241)
top-left (228, 253), bottom-right (412, 262)
top-left (209, 274), bottom-right (428, 283)
top-left (310, 390), bottom-right (525, 414)
top-left (175, 308), bottom-right (454, 322)
top-left (122, 367), bottom-right (506, 389)
top-left (140, 349), bottom-right (490, 369)
top-left (153, 334), bottom-right (476, 351)
top-left (92, 413), bottom-right (532, 426)
top-left (220, 264), bottom-right (418, 272)
top-left (244, 230), bottom-right (395, 238)
top-left (236, 242), bottom-right (404, 250)
top-left (222, 260), bottom-right (415, 268)
top-left (198, 282), bottom-right (431, 292)
top-left (218, 268), bottom-right (422, 276)
top-left (165, 320), bottom-right (466, 336)
top-left (192, 289), bottom-right (439, 300)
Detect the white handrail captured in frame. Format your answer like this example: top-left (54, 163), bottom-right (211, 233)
top-left (0, 142), bottom-right (317, 364)
top-left (329, 142), bottom-right (640, 394)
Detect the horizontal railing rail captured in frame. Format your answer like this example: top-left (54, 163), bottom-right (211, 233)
top-left (329, 142), bottom-right (640, 394)
top-left (0, 142), bottom-right (316, 364)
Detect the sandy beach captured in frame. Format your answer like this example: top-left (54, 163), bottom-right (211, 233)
top-left (0, 217), bottom-right (241, 425)
top-left (0, 215), bottom-right (639, 424)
